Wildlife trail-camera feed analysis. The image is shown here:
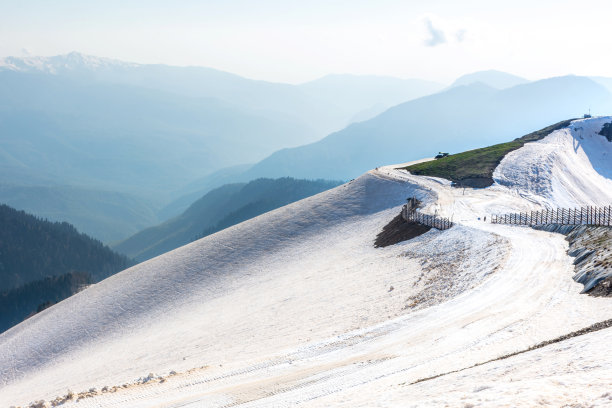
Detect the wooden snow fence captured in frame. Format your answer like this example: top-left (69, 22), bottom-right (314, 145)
top-left (491, 205), bottom-right (612, 227)
top-left (401, 204), bottom-right (454, 230)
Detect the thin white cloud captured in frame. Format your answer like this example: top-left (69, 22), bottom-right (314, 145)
top-left (423, 18), bottom-right (446, 47)
top-left (455, 29), bottom-right (467, 43)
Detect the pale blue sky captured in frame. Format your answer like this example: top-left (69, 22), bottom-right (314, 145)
top-left (1, 0), bottom-right (611, 83)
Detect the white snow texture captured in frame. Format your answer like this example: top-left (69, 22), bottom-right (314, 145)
top-left (1, 117), bottom-right (612, 407)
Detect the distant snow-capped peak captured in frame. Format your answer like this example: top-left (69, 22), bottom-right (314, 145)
top-left (0, 52), bottom-right (139, 74)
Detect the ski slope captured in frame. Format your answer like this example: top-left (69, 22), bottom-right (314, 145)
top-left (1, 117), bottom-right (612, 407)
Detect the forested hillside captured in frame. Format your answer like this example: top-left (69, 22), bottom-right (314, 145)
top-left (0, 272), bottom-right (90, 333)
top-left (0, 204), bottom-right (133, 333)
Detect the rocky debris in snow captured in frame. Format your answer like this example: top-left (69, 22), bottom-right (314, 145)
top-left (537, 225), bottom-right (612, 296)
top-left (138, 372), bottom-right (161, 384)
top-left (47, 389), bottom-right (75, 406)
top-left (598, 121), bottom-right (612, 142)
top-left (37, 366), bottom-right (207, 406)
top-left (27, 401), bottom-right (49, 408)
top-left (589, 276), bottom-right (612, 296)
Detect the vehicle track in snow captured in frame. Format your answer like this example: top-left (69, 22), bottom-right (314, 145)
top-left (215, 166), bottom-right (612, 407)
top-left (7, 122), bottom-right (612, 407)
top-left (72, 166), bottom-right (609, 408)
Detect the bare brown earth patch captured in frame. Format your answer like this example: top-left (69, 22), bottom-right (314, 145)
top-left (374, 213), bottom-right (431, 248)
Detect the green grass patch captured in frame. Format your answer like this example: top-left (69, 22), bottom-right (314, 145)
top-left (401, 119), bottom-right (576, 187)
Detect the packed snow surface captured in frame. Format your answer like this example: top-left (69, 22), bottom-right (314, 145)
top-left (1, 117), bottom-right (612, 407)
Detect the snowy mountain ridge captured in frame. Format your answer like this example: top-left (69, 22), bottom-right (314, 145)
top-left (0, 51), bottom-right (138, 74)
top-left (1, 117), bottom-right (612, 407)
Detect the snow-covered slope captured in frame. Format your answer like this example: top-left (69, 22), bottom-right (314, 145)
top-left (494, 116), bottom-right (612, 207)
top-left (1, 119), bottom-right (612, 407)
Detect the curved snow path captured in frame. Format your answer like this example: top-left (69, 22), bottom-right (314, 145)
top-left (2, 119), bottom-right (612, 407)
top-left (47, 169), bottom-right (612, 407)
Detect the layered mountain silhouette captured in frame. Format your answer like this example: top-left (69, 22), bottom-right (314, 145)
top-left (4, 53), bottom-right (612, 245)
top-left (0, 52), bottom-right (443, 141)
top-left (0, 53), bottom-right (442, 242)
top-left (246, 76), bottom-right (612, 180)
top-left (449, 69), bottom-right (529, 89)
top-left (299, 74), bottom-right (444, 124)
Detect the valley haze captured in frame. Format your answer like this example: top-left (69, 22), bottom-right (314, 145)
top-left (2, 1), bottom-right (612, 406)
top-left (3, 52), bottom-right (612, 244)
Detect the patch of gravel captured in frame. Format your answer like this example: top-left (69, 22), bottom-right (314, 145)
top-left (401, 226), bottom-right (509, 311)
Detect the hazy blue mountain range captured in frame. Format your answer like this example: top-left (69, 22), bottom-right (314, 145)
top-left (156, 164), bottom-right (254, 221)
top-left (298, 74), bottom-right (444, 124)
top-left (590, 76), bottom-right (612, 94)
top-left (0, 52), bottom-right (444, 140)
top-left (113, 178), bottom-right (342, 262)
top-left (450, 69), bottom-right (529, 89)
top-left (0, 52), bottom-right (444, 242)
top-left (0, 70), bottom-right (315, 196)
top-left (4, 53), bottom-right (612, 246)
top-left (0, 69), bottom-right (315, 240)
top-left (245, 76), bottom-right (612, 180)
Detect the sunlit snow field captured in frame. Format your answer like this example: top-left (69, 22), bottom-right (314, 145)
top-left (1, 117), bottom-right (612, 407)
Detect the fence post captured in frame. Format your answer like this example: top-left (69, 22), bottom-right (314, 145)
top-left (599, 207), bottom-right (602, 226)
top-left (595, 208), bottom-right (601, 225)
top-left (564, 208), bottom-right (567, 224)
